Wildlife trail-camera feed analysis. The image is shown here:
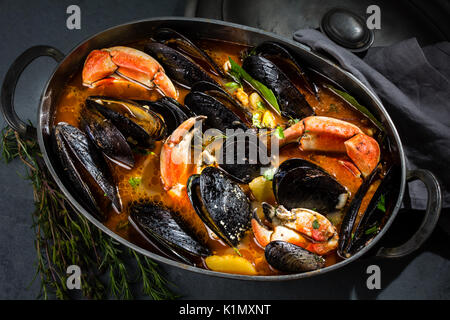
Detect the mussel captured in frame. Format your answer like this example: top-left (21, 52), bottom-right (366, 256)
top-left (338, 166), bottom-right (400, 257)
top-left (191, 80), bottom-right (253, 120)
top-left (184, 91), bottom-right (248, 132)
top-left (252, 41), bottom-right (318, 96)
top-left (153, 28), bottom-right (225, 77)
top-left (53, 122), bottom-right (121, 214)
top-left (86, 96), bottom-right (167, 147)
top-left (273, 158), bottom-right (348, 213)
top-left (242, 55), bottom-right (314, 120)
top-left (81, 109), bottom-right (134, 168)
top-left (145, 42), bottom-right (216, 89)
top-left (217, 130), bottom-right (267, 183)
top-left (135, 96), bottom-right (193, 135)
top-left (187, 166), bottom-right (252, 247)
top-left (128, 201), bottom-right (210, 265)
top-left (265, 241), bottom-right (325, 273)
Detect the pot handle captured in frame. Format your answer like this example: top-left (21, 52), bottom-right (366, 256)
top-left (1, 46), bottom-right (65, 140)
top-left (376, 169), bottom-right (442, 258)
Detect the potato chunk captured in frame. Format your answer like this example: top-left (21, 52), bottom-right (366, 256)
top-left (205, 255), bottom-right (257, 275)
top-left (249, 176), bottom-right (275, 203)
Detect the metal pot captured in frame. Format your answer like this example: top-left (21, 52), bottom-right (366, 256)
top-left (1, 17), bottom-right (442, 281)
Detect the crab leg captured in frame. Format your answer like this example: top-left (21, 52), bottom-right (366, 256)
top-left (278, 116), bottom-right (380, 177)
top-left (344, 133), bottom-right (380, 177)
top-left (252, 214), bottom-right (338, 255)
top-left (160, 116), bottom-right (206, 200)
top-left (82, 46), bottom-right (178, 99)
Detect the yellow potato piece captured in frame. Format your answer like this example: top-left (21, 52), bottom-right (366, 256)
top-left (249, 176), bottom-right (275, 203)
top-left (205, 255), bottom-right (258, 275)
top-left (262, 110), bottom-right (276, 128)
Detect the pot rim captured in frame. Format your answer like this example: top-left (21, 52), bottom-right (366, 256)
top-left (37, 16), bottom-right (406, 281)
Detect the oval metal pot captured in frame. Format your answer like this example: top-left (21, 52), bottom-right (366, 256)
top-left (0, 17), bottom-right (442, 281)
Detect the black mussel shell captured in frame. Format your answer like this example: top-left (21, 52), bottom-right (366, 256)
top-left (53, 124), bottom-right (105, 220)
top-left (184, 91), bottom-right (248, 132)
top-left (242, 55), bottom-right (315, 120)
top-left (54, 122), bottom-right (121, 213)
top-left (135, 97), bottom-right (193, 135)
top-left (253, 41), bottom-right (318, 96)
top-left (81, 109), bottom-right (134, 168)
top-left (187, 167), bottom-right (252, 247)
top-left (339, 166), bottom-right (400, 257)
top-left (191, 81), bottom-right (253, 120)
top-left (128, 201), bottom-right (210, 265)
top-left (265, 241), bottom-right (325, 273)
top-left (153, 28), bottom-right (225, 77)
top-left (273, 158), bottom-right (348, 213)
top-left (145, 42), bottom-right (216, 89)
top-left (86, 96), bottom-right (167, 147)
top-left (217, 130), bottom-right (267, 183)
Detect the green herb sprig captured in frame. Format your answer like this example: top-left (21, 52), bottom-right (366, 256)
top-left (228, 58), bottom-right (281, 114)
top-left (1, 127), bottom-right (176, 300)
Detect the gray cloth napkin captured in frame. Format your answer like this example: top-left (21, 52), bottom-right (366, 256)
top-left (293, 29), bottom-right (450, 210)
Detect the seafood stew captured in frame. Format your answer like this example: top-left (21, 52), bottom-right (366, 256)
top-left (52, 28), bottom-right (397, 276)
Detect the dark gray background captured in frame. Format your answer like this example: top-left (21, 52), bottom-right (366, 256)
top-left (0, 0), bottom-right (449, 299)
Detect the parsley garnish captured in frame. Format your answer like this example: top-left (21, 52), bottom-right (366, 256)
top-left (274, 126), bottom-right (285, 139)
top-left (377, 194), bottom-right (386, 212)
top-left (224, 82), bottom-right (241, 91)
top-left (263, 167), bottom-right (277, 181)
top-left (128, 177), bottom-right (141, 189)
top-left (365, 225), bottom-right (379, 235)
top-left (312, 219), bottom-right (320, 230)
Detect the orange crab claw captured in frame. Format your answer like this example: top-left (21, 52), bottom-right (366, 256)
top-left (82, 50), bottom-right (117, 87)
top-left (344, 133), bottom-right (380, 177)
top-left (251, 218), bottom-right (272, 247)
top-left (160, 116), bottom-right (206, 200)
top-left (279, 116), bottom-right (380, 177)
top-left (81, 46), bottom-right (178, 99)
top-left (300, 116), bottom-right (362, 152)
top-left (278, 120), bottom-right (304, 146)
top-left (273, 207), bottom-right (337, 243)
top-left (252, 204), bottom-right (339, 255)
top-left (271, 226), bottom-right (309, 248)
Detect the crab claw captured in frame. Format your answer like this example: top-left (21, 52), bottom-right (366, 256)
top-left (344, 133), bottom-right (380, 177)
top-left (279, 116), bottom-right (380, 177)
top-left (252, 204), bottom-right (339, 255)
top-left (160, 116), bottom-right (206, 199)
top-left (82, 50), bottom-right (117, 87)
top-left (300, 116), bottom-right (362, 153)
top-left (251, 213), bottom-right (273, 247)
top-left (82, 46), bottom-right (178, 99)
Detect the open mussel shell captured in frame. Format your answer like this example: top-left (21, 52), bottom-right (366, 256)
top-left (273, 158), bottom-right (348, 213)
top-left (253, 41), bottom-right (318, 96)
top-left (242, 55), bottom-right (315, 120)
top-left (265, 241), bottom-right (325, 273)
top-left (134, 97), bottom-right (193, 135)
top-left (184, 91), bottom-right (248, 132)
top-left (191, 81), bottom-right (253, 119)
top-left (217, 130), bottom-right (266, 184)
top-left (81, 109), bottom-right (134, 168)
top-left (153, 28), bottom-right (225, 77)
top-left (128, 201), bottom-right (210, 265)
top-left (86, 96), bottom-right (167, 147)
top-left (145, 42), bottom-right (216, 89)
top-left (53, 122), bottom-right (121, 213)
top-left (187, 166), bottom-right (252, 247)
top-left (338, 165), bottom-right (400, 257)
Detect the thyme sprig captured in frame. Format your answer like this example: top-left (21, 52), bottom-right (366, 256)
top-left (1, 127), bottom-right (176, 300)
